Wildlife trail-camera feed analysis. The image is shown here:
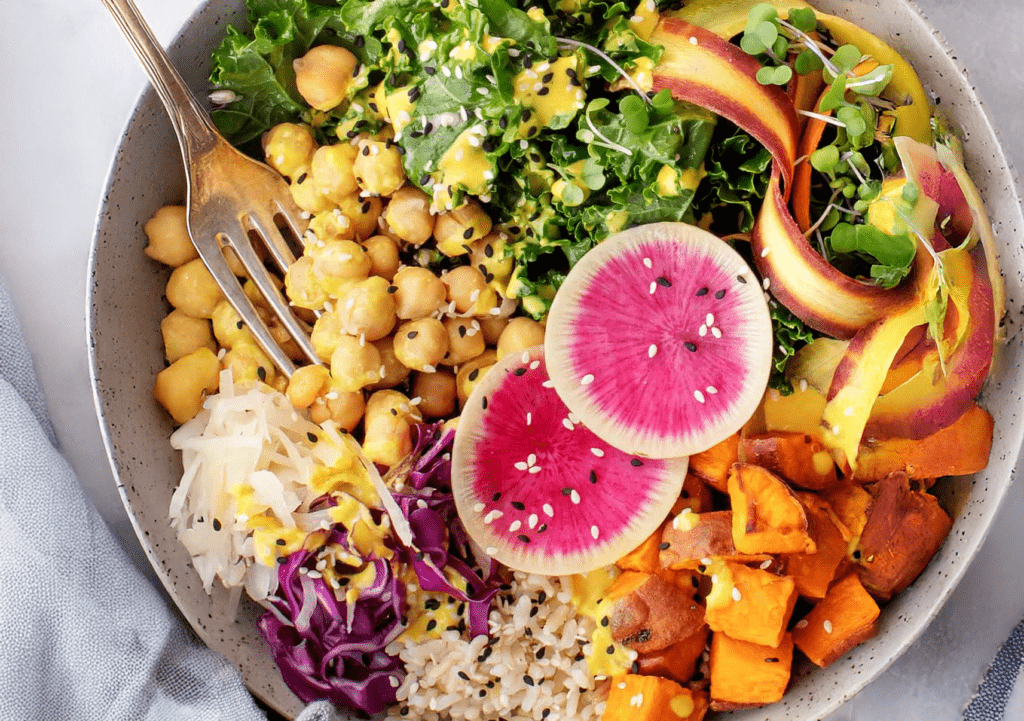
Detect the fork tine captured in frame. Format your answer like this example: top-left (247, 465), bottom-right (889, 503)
top-left (191, 231), bottom-right (299, 378)
top-left (222, 220), bottom-right (323, 371)
top-left (250, 204), bottom-right (302, 274)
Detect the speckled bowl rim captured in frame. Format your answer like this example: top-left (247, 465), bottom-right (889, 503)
top-left (87, 1), bottom-right (1024, 719)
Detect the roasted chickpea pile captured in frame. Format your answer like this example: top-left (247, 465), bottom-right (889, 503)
top-left (145, 49), bottom-right (547, 467)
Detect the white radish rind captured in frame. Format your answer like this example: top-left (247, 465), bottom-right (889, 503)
top-left (545, 222), bottom-right (773, 458)
top-left (451, 346), bottom-right (687, 576)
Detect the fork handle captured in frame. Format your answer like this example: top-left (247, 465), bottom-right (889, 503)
top-left (101, 0), bottom-right (219, 163)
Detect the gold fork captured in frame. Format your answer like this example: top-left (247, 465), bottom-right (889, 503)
top-left (102, 0), bottom-right (319, 377)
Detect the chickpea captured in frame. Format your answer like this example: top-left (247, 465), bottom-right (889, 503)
top-left (293, 45), bottom-right (360, 111)
top-left (336, 276), bottom-right (397, 341)
top-left (456, 349), bottom-right (497, 405)
top-left (284, 255), bottom-right (330, 311)
top-left (479, 316), bottom-right (509, 345)
top-left (384, 185), bottom-right (435, 245)
top-left (220, 246), bottom-right (247, 277)
top-left (289, 167), bottom-right (335, 214)
top-left (393, 317), bottom-right (448, 372)
top-left (166, 258), bottom-right (223, 319)
top-left (361, 235), bottom-right (401, 280)
top-left (497, 317), bottom-right (546, 359)
top-left (368, 335), bottom-right (411, 390)
top-left (161, 309), bottom-right (216, 363)
top-left (441, 265), bottom-right (498, 316)
top-left (153, 347), bottom-right (220, 424)
top-left (259, 306), bottom-right (306, 362)
top-left (242, 275), bottom-right (283, 314)
top-left (308, 380), bottom-right (365, 431)
top-left (311, 143), bottom-right (359, 203)
top-left (441, 316), bottom-right (486, 366)
top-left (311, 309), bottom-right (344, 362)
top-left (144, 205), bottom-right (198, 267)
top-left (308, 238), bottom-right (372, 286)
top-left (469, 232), bottom-right (515, 290)
top-left (337, 194), bottom-right (383, 241)
top-left (362, 390), bottom-right (421, 468)
top-left (330, 335), bottom-right (384, 392)
top-left (353, 139), bottom-right (406, 197)
top-left (262, 123), bottom-right (317, 180)
top-left (433, 199), bottom-right (493, 256)
top-left (308, 207), bottom-right (357, 242)
top-left (211, 300), bottom-right (250, 348)
top-left (286, 364), bottom-right (331, 409)
top-left (392, 266), bottom-right (446, 320)
top-left (411, 369), bottom-right (457, 418)
top-left (222, 341), bottom-right (277, 387)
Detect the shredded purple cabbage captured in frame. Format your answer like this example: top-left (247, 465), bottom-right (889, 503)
top-left (258, 422), bottom-right (502, 713)
top-left (257, 528), bottom-right (404, 714)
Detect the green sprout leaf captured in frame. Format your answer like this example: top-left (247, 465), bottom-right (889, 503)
top-left (794, 49), bottom-right (824, 75)
top-left (847, 63), bottom-right (894, 97)
top-left (755, 20), bottom-right (779, 48)
top-left (829, 222), bottom-right (917, 287)
top-left (620, 93), bottom-right (650, 134)
top-left (924, 286), bottom-right (950, 374)
top-left (810, 145), bottom-right (840, 173)
top-left (747, 3), bottom-right (780, 27)
top-left (756, 64), bottom-right (792, 86)
top-left (740, 32), bottom-right (767, 56)
top-left (787, 7), bottom-right (818, 33)
top-left (901, 180), bottom-right (920, 205)
top-left (831, 44), bottom-right (862, 74)
top-left (559, 182), bottom-right (585, 207)
top-left (819, 74), bottom-right (848, 112)
top-left (580, 157), bottom-right (606, 190)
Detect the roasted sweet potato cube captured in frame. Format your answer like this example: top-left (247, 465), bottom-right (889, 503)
top-left (604, 674), bottom-right (709, 721)
top-left (792, 572), bottom-right (879, 667)
top-left (618, 527), bottom-right (665, 575)
top-left (689, 433), bottom-right (739, 493)
top-left (855, 404), bottom-right (994, 482)
top-left (728, 463), bottom-right (816, 555)
top-left (739, 431), bottom-right (840, 490)
top-left (856, 471), bottom-right (952, 600)
top-left (704, 561), bottom-right (797, 648)
top-left (821, 482), bottom-right (872, 546)
top-left (672, 472), bottom-right (715, 515)
top-left (659, 511), bottom-right (770, 571)
top-left (607, 572), bottom-right (705, 654)
top-left (783, 493), bottom-right (852, 599)
top-left (636, 624), bottom-right (710, 686)
top-left (709, 632), bottom-right (794, 711)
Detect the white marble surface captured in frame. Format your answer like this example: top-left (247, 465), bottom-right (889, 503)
top-left (0, 0), bottom-right (1021, 718)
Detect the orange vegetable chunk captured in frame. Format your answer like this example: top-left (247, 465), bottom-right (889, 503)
top-left (728, 463), bottom-right (816, 555)
top-left (792, 572), bottom-right (880, 667)
top-left (821, 482), bottom-right (873, 544)
top-left (783, 493), bottom-right (852, 599)
top-left (739, 431), bottom-right (839, 490)
top-left (636, 624), bottom-right (710, 686)
top-left (603, 674), bottom-right (709, 721)
top-left (688, 433), bottom-right (739, 493)
top-left (708, 632), bottom-right (794, 711)
top-left (607, 572), bottom-right (705, 654)
top-left (659, 510), bottom-right (769, 571)
top-left (856, 471), bottom-right (952, 600)
top-left (855, 403), bottom-right (994, 482)
top-left (704, 561), bottom-right (796, 648)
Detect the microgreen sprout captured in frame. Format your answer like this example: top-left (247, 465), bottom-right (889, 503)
top-left (556, 37), bottom-right (652, 106)
top-left (579, 99), bottom-right (633, 156)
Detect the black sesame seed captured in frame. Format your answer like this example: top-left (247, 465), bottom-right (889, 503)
top-left (589, 470), bottom-right (597, 484)
top-left (352, 63), bottom-right (362, 77)
top-left (296, 172), bottom-right (308, 184)
top-left (484, 243), bottom-right (494, 258)
top-left (487, 680), bottom-right (495, 688)
top-left (518, 534), bottom-right (531, 543)
top-left (212, 518), bottom-right (222, 531)
top-left (521, 109), bottom-right (533, 123)
top-left (235, 320), bottom-right (244, 329)
top-left (408, 86), bottom-right (421, 101)
top-left (765, 657), bottom-right (780, 663)
top-left (542, 710), bottom-right (551, 719)
top-left (276, 538), bottom-right (286, 546)
top-left (482, 396), bottom-right (488, 409)
top-left (400, 707), bottom-right (409, 716)
top-left (573, 653), bottom-right (585, 662)
top-left (397, 39), bottom-right (406, 52)
top-left (508, 225), bottom-right (521, 234)
top-left (715, 289), bottom-right (726, 299)
top-left (527, 126), bottom-right (538, 137)
top-left (485, 272), bottom-right (495, 283)
top-left (537, 590), bottom-right (547, 603)
top-left (600, 616), bottom-right (609, 627)
top-left (424, 122), bottom-right (434, 135)
top-left (631, 458), bottom-right (644, 467)
top-left (457, 602), bottom-right (466, 615)
top-left (276, 556), bottom-right (287, 565)
top-left (607, 645), bottom-right (616, 655)
top-left (463, 227), bottom-right (474, 239)
top-left (658, 542), bottom-right (671, 550)
top-left (499, 115), bottom-right (509, 129)
top-left (387, 285), bottom-right (398, 294)
top-left (462, 243), bottom-right (473, 254)
top-left (542, 72), bottom-right (554, 83)
top-left (529, 605), bottom-right (539, 616)
top-left (524, 627), bottom-right (533, 637)
top-left (425, 598), bottom-right (441, 610)
top-left (426, 619), bottom-right (437, 632)
top-left (346, 130), bottom-right (358, 139)
top-left (424, 65), bottom-right (436, 75)
top-left (536, 647), bottom-right (546, 659)
top-left (630, 661), bottom-right (640, 674)
top-left (523, 55), bottom-right (533, 68)
top-left (361, 145), bottom-right (370, 156)
top-left (361, 201), bottom-right (371, 213)
top-left (419, 174), bottom-right (431, 185)
top-left (468, 368), bottom-right (480, 381)
top-left (537, 523), bottom-right (548, 533)
top-left (307, 432), bottom-right (318, 443)
top-left (458, 325), bottom-right (467, 338)
top-left (656, 276), bottom-right (672, 287)
top-left (537, 87), bottom-right (550, 96)
top-left (696, 287), bottom-right (709, 296)
top-left (561, 487), bottom-right (572, 496)
top-left (513, 367), bottom-right (527, 376)
top-left (407, 330), bottom-right (419, 339)
top-left (685, 342), bottom-right (698, 352)
top-left (479, 689), bottom-right (487, 697)
top-left (492, 492), bottom-right (502, 502)
top-left (523, 675), bottom-right (535, 686)
top-left (256, 366), bottom-right (267, 382)
top-left (737, 274), bottom-right (748, 283)
top-left (339, 577), bottom-right (350, 586)
top-left (390, 408), bottom-right (398, 416)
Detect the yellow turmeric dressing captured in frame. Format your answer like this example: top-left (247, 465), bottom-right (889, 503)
top-left (513, 55), bottom-right (586, 139)
top-left (570, 567), bottom-right (633, 678)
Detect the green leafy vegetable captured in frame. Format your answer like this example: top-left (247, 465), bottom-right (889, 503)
top-left (829, 222), bottom-right (916, 287)
top-left (768, 302), bottom-right (817, 394)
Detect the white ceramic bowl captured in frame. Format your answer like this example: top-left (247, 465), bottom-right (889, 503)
top-left (88, 2), bottom-right (1024, 719)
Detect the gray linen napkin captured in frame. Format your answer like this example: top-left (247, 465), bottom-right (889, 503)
top-left (0, 278), bottom-right (338, 721)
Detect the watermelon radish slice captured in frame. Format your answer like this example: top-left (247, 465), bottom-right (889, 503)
top-left (545, 222), bottom-right (773, 459)
top-left (451, 346), bottom-right (687, 576)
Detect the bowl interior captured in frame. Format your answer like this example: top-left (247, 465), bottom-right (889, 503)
top-left (88, 1), bottom-right (1024, 719)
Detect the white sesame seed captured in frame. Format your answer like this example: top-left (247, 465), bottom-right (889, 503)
top-left (832, 424), bottom-right (841, 435)
top-left (760, 559), bottom-right (773, 570)
top-left (689, 35), bottom-right (699, 45)
top-left (542, 379), bottom-right (555, 388)
top-left (455, 66), bottom-right (463, 79)
top-left (698, 324), bottom-right (708, 337)
top-left (761, 246), bottom-right (771, 257)
top-left (824, 619), bottom-right (834, 634)
top-left (799, 378), bottom-right (808, 392)
top-left (473, 502), bottom-right (485, 513)
top-left (528, 514), bottom-right (538, 529)
top-left (711, 327), bottom-right (722, 339)
top-left (515, 461), bottom-right (529, 471)
top-left (509, 520), bottom-right (522, 532)
top-left (706, 313), bottom-right (715, 326)
top-left (423, 364), bottom-right (437, 373)
top-left (630, 14), bottom-right (644, 22)
top-left (486, 546), bottom-right (498, 555)
top-left (526, 412), bottom-right (532, 425)
top-left (580, 374), bottom-right (595, 385)
top-left (441, 66), bottom-right (451, 77)
top-left (529, 360), bottom-right (540, 370)
top-left (325, 391), bottom-right (339, 400)
top-left (649, 280), bottom-right (657, 295)
top-left (528, 466), bottom-right (542, 474)
top-left (484, 510), bottom-right (503, 524)
top-left (732, 587), bottom-right (742, 602)
top-left (488, 306), bottom-right (501, 315)
top-left (543, 503), bottom-right (555, 517)
top-left (527, 453), bottom-right (537, 466)
top-left (562, 418), bottom-right (575, 431)
top-left (694, 390), bottom-right (706, 404)
top-left (522, 350), bottom-right (531, 364)
top-left (590, 448), bottom-right (605, 457)
top-left (570, 490), bottom-right (581, 505)
top-left (643, 257), bottom-right (652, 268)
top-left (706, 385), bottom-right (718, 394)
top-left (648, 344), bottom-right (658, 358)
top-left (796, 619), bottom-right (809, 629)
top-left (763, 277), bottom-right (771, 290)
top-left (591, 525), bottom-right (600, 540)
top-left (844, 406), bottom-right (855, 416)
